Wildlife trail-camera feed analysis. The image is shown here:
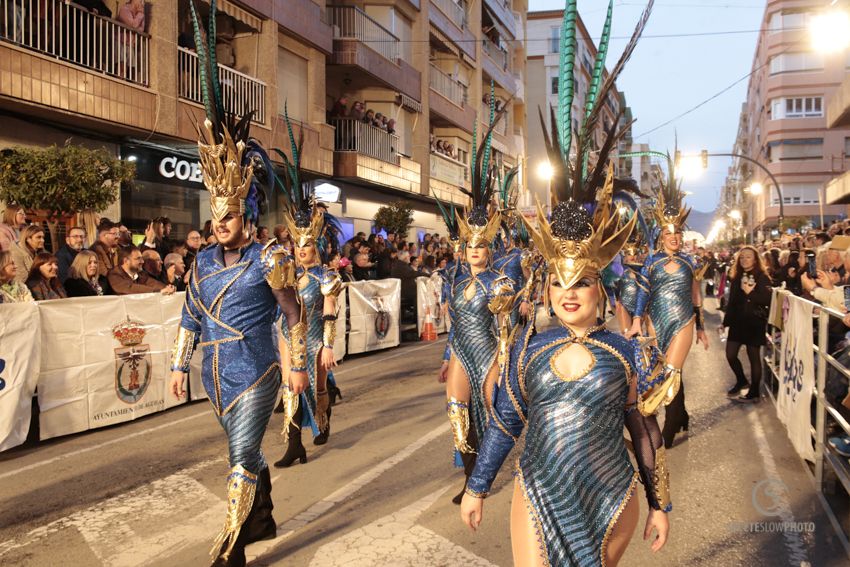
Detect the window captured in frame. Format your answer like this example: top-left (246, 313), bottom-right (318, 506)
top-left (771, 183), bottom-right (821, 206)
top-left (769, 52), bottom-right (824, 74)
top-left (770, 96), bottom-right (823, 119)
top-left (549, 26), bottom-right (559, 54)
top-left (277, 48), bottom-right (307, 120)
top-left (551, 75), bottom-right (558, 95)
top-left (768, 10), bottom-right (810, 33)
top-left (845, 137), bottom-right (850, 156)
top-left (767, 139), bottom-right (823, 162)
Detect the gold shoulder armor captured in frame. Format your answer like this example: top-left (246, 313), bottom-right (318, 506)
top-left (262, 242), bottom-right (296, 290)
top-left (320, 269), bottom-right (343, 298)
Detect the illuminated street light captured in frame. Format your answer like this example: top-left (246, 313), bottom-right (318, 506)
top-left (715, 219), bottom-right (726, 230)
top-left (536, 161), bottom-right (554, 181)
top-left (618, 206), bottom-right (628, 215)
top-left (729, 209), bottom-right (742, 221)
top-left (810, 10), bottom-right (850, 54)
top-left (748, 182), bottom-right (764, 196)
top-left (677, 155), bottom-right (704, 180)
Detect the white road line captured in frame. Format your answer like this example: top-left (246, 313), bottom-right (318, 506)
top-left (249, 421), bottom-right (451, 562)
top-left (747, 410), bottom-right (811, 566)
top-left (306, 487), bottom-right (496, 567)
top-left (0, 339), bottom-right (446, 481)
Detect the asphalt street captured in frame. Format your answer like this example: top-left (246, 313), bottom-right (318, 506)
top-left (0, 304), bottom-right (847, 566)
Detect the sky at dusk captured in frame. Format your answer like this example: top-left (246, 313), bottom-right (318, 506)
top-left (527, 0), bottom-right (767, 213)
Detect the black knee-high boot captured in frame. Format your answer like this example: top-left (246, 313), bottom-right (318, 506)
top-left (273, 404), bottom-right (307, 468)
top-left (452, 426), bottom-right (479, 505)
top-left (662, 379), bottom-right (689, 449)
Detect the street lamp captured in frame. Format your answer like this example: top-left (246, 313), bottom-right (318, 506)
top-left (748, 182), bottom-right (764, 196)
top-left (810, 10), bottom-right (850, 54)
top-left (536, 161), bottom-right (554, 181)
top-left (677, 155), bottom-right (704, 180)
top-left (729, 209), bottom-right (742, 221)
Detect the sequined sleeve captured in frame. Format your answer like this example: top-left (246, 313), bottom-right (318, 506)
top-left (632, 254), bottom-right (653, 318)
top-left (466, 331), bottom-right (529, 497)
top-left (171, 264), bottom-right (202, 372)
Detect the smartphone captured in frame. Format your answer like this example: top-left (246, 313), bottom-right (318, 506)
top-left (844, 287), bottom-right (850, 311)
top-left (806, 252), bottom-right (817, 280)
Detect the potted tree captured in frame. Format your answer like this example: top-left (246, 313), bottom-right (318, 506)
top-left (0, 142), bottom-right (135, 250)
top-left (373, 200), bottom-right (414, 241)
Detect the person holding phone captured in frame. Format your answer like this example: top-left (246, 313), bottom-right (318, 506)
top-left (721, 246), bottom-right (773, 403)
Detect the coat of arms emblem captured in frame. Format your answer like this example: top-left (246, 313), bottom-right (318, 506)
top-left (112, 317), bottom-right (152, 404)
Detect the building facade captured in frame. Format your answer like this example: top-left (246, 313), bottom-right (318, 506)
top-left (525, 9), bottom-right (628, 213)
top-left (0, 0), bottom-right (527, 243)
top-left (725, 0), bottom-right (849, 237)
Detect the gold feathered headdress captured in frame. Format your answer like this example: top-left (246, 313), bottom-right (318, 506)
top-left (652, 152), bottom-right (690, 235)
top-left (197, 119), bottom-right (254, 223)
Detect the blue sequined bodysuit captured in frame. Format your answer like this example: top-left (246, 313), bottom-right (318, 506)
top-left (494, 247), bottom-right (525, 325)
top-left (633, 252), bottom-right (696, 352)
top-left (282, 264), bottom-right (336, 436)
top-left (468, 324), bottom-right (640, 566)
top-left (443, 266), bottom-right (508, 441)
top-left (616, 263), bottom-right (648, 318)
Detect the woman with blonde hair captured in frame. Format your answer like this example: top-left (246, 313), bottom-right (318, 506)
top-left (65, 250), bottom-right (107, 297)
top-left (10, 225), bottom-right (45, 284)
top-left (0, 204), bottom-right (26, 252)
top-left (0, 251), bottom-right (33, 303)
top-left (722, 245), bottom-right (773, 402)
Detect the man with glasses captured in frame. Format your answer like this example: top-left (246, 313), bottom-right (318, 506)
top-left (57, 226), bottom-right (87, 283)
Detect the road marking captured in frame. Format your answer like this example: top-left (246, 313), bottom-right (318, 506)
top-left (0, 458), bottom-right (223, 562)
top-left (0, 339), bottom-right (446, 481)
top-left (249, 422), bottom-right (451, 562)
top-left (306, 487), bottom-right (496, 567)
top-left (747, 410), bottom-right (811, 566)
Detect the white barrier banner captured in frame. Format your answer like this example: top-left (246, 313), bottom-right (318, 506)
top-left (416, 275), bottom-right (447, 336)
top-left (346, 279), bottom-right (400, 354)
top-left (335, 289), bottom-right (347, 361)
top-left (776, 291), bottom-right (816, 462)
top-left (38, 294), bottom-right (189, 440)
top-left (0, 302), bottom-right (41, 451)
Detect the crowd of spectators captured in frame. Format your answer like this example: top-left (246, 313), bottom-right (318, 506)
top-left (328, 96), bottom-right (396, 134)
top-left (429, 134), bottom-right (459, 161)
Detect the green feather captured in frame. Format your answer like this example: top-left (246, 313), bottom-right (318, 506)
top-left (557, 0), bottom-right (577, 163)
top-left (481, 82), bottom-right (496, 199)
top-left (188, 1), bottom-right (213, 122)
top-left (207, 0), bottom-right (224, 119)
top-left (585, 0), bottom-right (612, 120)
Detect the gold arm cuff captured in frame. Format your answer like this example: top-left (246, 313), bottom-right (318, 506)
top-left (639, 365), bottom-right (681, 417)
top-left (653, 446), bottom-right (672, 511)
top-left (210, 465), bottom-right (257, 560)
top-left (447, 397), bottom-right (476, 454)
top-left (288, 320), bottom-right (307, 371)
top-left (170, 327), bottom-right (198, 372)
top-left (323, 319), bottom-right (336, 348)
top-left (464, 487), bottom-right (488, 499)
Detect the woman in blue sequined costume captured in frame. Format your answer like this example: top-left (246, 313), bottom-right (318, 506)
top-left (626, 157), bottom-right (709, 449)
top-left (614, 240), bottom-right (648, 332)
top-left (436, 90), bottom-right (519, 504)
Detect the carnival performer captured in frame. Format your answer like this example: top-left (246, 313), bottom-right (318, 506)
top-left (168, 4), bottom-right (308, 566)
top-left (615, 235), bottom-right (649, 332)
top-left (493, 168), bottom-right (534, 326)
top-left (626, 156), bottom-right (709, 449)
top-left (273, 122), bottom-right (344, 468)
top-left (460, 4), bottom-right (674, 565)
top-left (437, 90), bottom-right (518, 505)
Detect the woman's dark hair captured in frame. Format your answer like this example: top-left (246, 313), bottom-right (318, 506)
top-left (27, 252), bottom-right (63, 293)
top-left (729, 245), bottom-right (769, 280)
top-left (424, 255), bottom-right (436, 270)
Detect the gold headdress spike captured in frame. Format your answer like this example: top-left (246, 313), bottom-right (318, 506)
top-left (520, 164), bottom-right (636, 290)
top-left (197, 119), bottom-right (254, 223)
top-left (283, 206), bottom-right (324, 248)
top-left (653, 190), bottom-right (691, 236)
top-left (457, 208), bottom-right (502, 248)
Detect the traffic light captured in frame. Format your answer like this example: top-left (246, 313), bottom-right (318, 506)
top-left (701, 149), bottom-right (709, 169)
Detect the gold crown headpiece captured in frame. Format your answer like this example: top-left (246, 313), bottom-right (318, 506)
top-left (197, 119), bottom-right (254, 223)
top-left (653, 191), bottom-right (691, 236)
top-left (457, 209), bottom-right (502, 248)
top-left (521, 165), bottom-right (636, 290)
top-left (282, 206), bottom-right (324, 248)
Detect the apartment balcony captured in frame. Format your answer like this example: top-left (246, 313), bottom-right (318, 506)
top-left (178, 47), bottom-right (267, 124)
top-left (0, 0), bottom-right (155, 130)
top-left (429, 64), bottom-right (475, 132)
top-left (428, 0), bottom-right (475, 60)
top-left (482, 37), bottom-right (515, 92)
top-left (483, 0), bottom-right (517, 39)
top-left (430, 151), bottom-right (469, 187)
top-left (329, 118), bottom-right (420, 193)
top-left (827, 75), bottom-right (850, 128)
top-left (328, 5), bottom-right (421, 102)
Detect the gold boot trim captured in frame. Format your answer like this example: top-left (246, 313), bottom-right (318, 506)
top-left (281, 386), bottom-right (300, 435)
top-left (210, 465), bottom-right (257, 560)
top-left (315, 390), bottom-right (330, 433)
top-left (447, 397), bottom-right (475, 454)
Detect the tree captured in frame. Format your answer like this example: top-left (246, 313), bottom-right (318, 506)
top-left (373, 200), bottom-right (414, 238)
top-left (0, 142), bottom-right (135, 249)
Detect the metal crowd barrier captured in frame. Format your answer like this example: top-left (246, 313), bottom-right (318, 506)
top-left (763, 290), bottom-right (850, 553)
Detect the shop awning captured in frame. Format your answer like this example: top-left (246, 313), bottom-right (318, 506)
top-left (200, 0), bottom-right (262, 33)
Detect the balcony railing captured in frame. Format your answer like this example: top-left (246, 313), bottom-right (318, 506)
top-left (483, 36), bottom-right (508, 71)
top-left (431, 0), bottom-right (467, 29)
top-left (430, 152), bottom-right (468, 186)
top-left (329, 5), bottom-right (399, 63)
top-left (430, 64), bottom-right (467, 107)
top-left (178, 47), bottom-right (266, 124)
top-left (0, 0), bottom-right (149, 85)
top-left (481, 102), bottom-right (507, 136)
top-left (330, 118), bottom-right (399, 165)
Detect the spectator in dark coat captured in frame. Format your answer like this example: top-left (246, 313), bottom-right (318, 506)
top-left (90, 219), bottom-right (120, 280)
top-left (56, 226), bottom-right (86, 283)
top-left (26, 253), bottom-right (67, 301)
top-left (64, 250), bottom-right (107, 297)
top-left (108, 246), bottom-right (174, 296)
top-left (163, 252), bottom-right (187, 292)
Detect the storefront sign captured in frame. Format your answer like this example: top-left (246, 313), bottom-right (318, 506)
top-left (158, 156), bottom-right (204, 184)
top-left (122, 145), bottom-right (204, 189)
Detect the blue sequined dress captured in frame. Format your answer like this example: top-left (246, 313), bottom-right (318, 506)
top-left (616, 263), bottom-right (648, 318)
top-left (443, 265), bottom-right (510, 443)
top-left (633, 252), bottom-right (696, 352)
top-left (282, 264), bottom-right (338, 436)
top-left (494, 247), bottom-right (526, 325)
top-left (467, 324), bottom-right (644, 566)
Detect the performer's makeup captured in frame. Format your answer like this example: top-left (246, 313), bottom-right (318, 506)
top-left (466, 243), bottom-right (489, 269)
top-left (214, 213), bottom-right (246, 249)
top-left (661, 229), bottom-right (682, 253)
top-left (549, 274), bottom-right (599, 331)
top-left (296, 242), bottom-right (317, 265)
